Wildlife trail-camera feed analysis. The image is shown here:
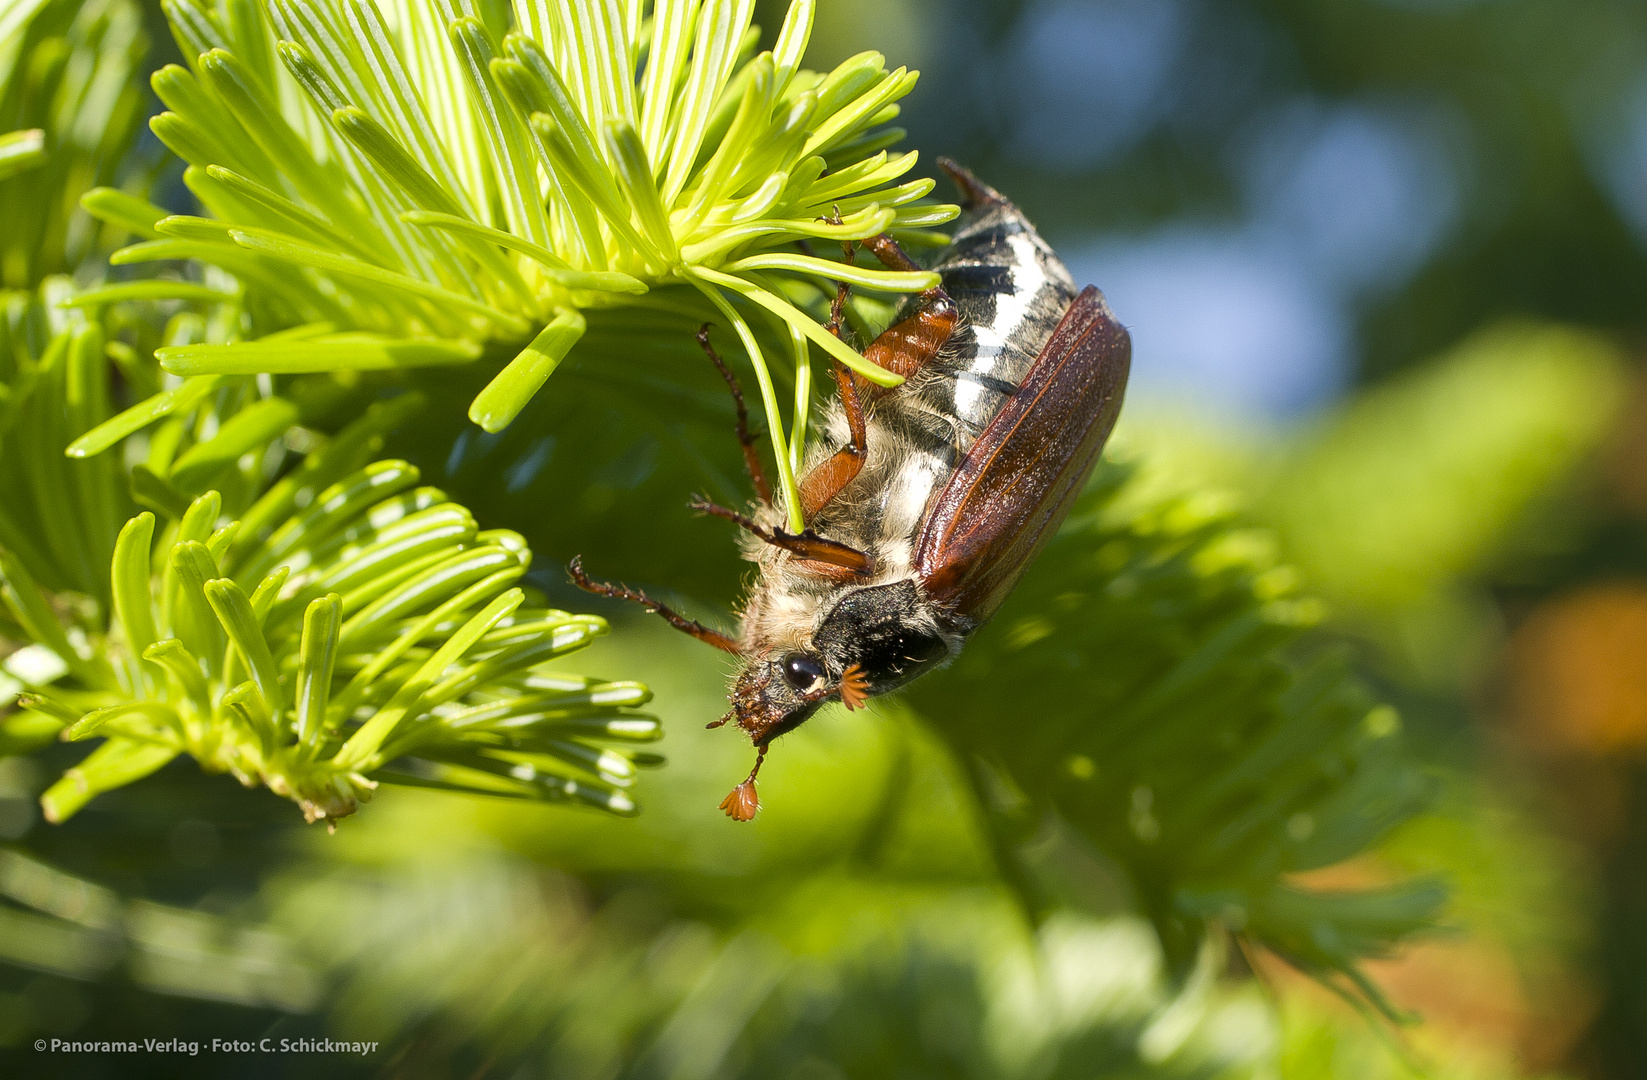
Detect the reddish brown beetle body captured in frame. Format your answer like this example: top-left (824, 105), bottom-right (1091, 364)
top-left (574, 162), bottom-right (1131, 819)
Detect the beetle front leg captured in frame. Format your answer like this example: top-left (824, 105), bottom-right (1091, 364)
top-left (568, 556), bottom-right (741, 654)
top-left (799, 361), bottom-right (869, 518)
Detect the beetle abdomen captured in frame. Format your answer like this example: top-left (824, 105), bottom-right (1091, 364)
top-left (890, 187), bottom-right (1081, 461)
top-left (795, 175), bottom-right (1089, 570)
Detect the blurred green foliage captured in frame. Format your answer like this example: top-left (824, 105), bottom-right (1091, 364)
top-left (912, 462), bottom-right (1443, 1005)
top-left (0, 281), bottom-right (135, 607)
top-left (0, 0), bottom-right (148, 287)
top-left (2, 0), bottom-right (1644, 1078)
top-left (1264, 325), bottom-right (1626, 617)
top-left (822, 0), bottom-right (1647, 386)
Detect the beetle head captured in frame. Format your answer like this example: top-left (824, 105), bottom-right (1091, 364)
top-left (724, 648), bottom-right (838, 746)
top-left (714, 581), bottom-right (955, 821)
top-left (723, 581), bottom-right (953, 743)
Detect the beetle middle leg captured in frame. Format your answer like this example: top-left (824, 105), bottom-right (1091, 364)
top-left (798, 360), bottom-right (869, 518)
top-left (568, 556), bottom-right (741, 654)
top-left (697, 324), bottom-right (773, 506)
top-left (795, 234), bottom-right (960, 518)
top-left (689, 496), bottom-right (872, 574)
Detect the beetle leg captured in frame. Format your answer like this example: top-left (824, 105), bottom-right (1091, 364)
top-left (826, 235), bottom-right (857, 343)
top-left (794, 229), bottom-right (957, 518)
top-left (825, 276), bottom-right (853, 341)
top-left (858, 233), bottom-right (960, 384)
top-left (697, 324), bottom-right (773, 506)
top-left (568, 556), bottom-right (741, 654)
top-left (863, 290), bottom-right (960, 383)
top-left (719, 744), bottom-right (767, 821)
top-left (799, 361), bottom-right (869, 518)
top-left (861, 231), bottom-right (923, 274)
top-left (689, 497), bottom-right (873, 574)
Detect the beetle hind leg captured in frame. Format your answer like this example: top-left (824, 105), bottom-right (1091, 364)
top-left (792, 232), bottom-right (959, 519)
top-left (859, 233), bottom-right (960, 384)
top-left (826, 233), bottom-right (859, 344)
top-left (861, 231), bottom-right (923, 274)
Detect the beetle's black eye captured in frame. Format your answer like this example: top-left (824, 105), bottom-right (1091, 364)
top-left (781, 652), bottom-right (826, 691)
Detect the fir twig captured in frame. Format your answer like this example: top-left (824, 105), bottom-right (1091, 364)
top-left (83, 0), bottom-right (958, 533)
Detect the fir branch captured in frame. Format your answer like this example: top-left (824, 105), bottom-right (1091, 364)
top-left (82, 0), bottom-right (957, 531)
top-left (909, 459), bottom-right (1445, 1018)
top-left (0, 285), bottom-right (660, 825)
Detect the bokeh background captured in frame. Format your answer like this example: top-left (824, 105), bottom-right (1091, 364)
top-left (5, 0), bottom-right (1647, 1076)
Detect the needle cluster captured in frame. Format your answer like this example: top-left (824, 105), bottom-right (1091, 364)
top-left (1, 288), bottom-right (658, 825)
top-left (86, 0), bottom-right (955, 529)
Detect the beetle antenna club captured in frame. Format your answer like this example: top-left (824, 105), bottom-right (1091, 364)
top-left (719, 746), bottom-right (767, 821)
